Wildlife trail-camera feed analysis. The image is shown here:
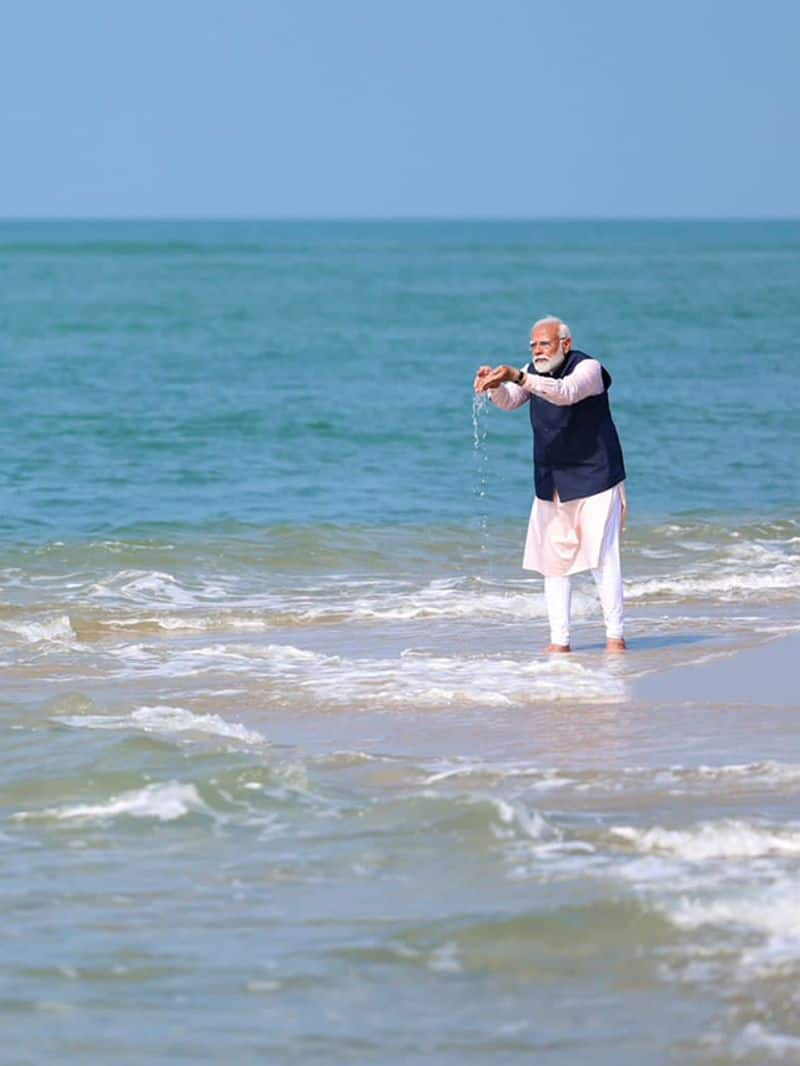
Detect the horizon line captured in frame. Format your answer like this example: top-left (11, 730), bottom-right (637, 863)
top-left (0, 214), bottom-right (799, 224)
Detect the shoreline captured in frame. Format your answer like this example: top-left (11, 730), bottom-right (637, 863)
top-left (636, 629), bottom-right (800, 710)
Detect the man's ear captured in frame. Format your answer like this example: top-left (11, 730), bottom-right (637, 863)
top-left (562, 337), bottom-right (572, 354)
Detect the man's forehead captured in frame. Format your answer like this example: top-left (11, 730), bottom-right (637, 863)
top-left (530, 323), bottom-right (558, 337)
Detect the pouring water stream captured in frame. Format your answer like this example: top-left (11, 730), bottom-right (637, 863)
top-left (472, 392), bottom-right (489, 556)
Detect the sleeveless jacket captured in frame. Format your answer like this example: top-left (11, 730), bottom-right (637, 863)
top-left (527, 350), bottom-right (626, 502)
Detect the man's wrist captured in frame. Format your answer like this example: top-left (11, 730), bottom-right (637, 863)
top-left (515, 369), bottom-right (525, 385)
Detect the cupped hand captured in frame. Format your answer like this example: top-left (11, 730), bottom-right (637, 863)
top-left (476, 365), bottom-right (518, 392)
top-left (473, 365), bottom-right (493, 391)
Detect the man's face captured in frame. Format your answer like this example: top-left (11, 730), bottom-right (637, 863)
top-left (529, 324), bottom-right (569, 374)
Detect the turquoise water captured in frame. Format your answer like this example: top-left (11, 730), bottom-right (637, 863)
top-left (2, 221), bottom-right (800, 1064)
top-left (3, 219), bottom-right (799, 539)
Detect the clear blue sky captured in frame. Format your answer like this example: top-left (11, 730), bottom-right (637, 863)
top-left (2, 0), bottom-right (798, 218)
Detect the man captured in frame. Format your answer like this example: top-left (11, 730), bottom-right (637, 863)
top-left (474, 316), bottom-right (627, 653)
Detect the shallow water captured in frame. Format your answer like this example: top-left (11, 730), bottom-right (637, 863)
top-left (1, 220), bottom-right (799, 1063)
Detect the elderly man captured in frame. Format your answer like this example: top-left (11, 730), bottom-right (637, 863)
top-left (474, 316), bottom-right (627, 653)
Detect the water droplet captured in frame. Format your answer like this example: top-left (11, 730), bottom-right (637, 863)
top-left (472, 394), bottom-right (489, 554)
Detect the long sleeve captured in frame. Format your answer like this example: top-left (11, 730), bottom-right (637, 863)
top-left (487, 381), bottom-right (530, 411)
top-left (521, 358), bottom-right (604, 406)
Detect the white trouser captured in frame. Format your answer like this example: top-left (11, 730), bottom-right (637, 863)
top-left (543, 496), bottom-right (624, 647)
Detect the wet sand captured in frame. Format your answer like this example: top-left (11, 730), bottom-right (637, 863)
top-left (637, 630), bottom-right (799, 710)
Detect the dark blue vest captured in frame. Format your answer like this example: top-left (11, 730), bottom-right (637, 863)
top-left (527, 350), bottom-right (626, 502)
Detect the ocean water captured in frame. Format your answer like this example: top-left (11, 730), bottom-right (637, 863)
top-left (1, 220), bottom-right (800, 1064)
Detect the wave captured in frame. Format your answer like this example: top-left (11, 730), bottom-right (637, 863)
top-left (0, 615), bottom-right (75, 644)
top-left (97, 642), bottom-right (627, 706)
top-left (13, 782), bottom-right (208, 825)
top-left (610, 819), bottom-right (800, 860)
top-left (727, 1023), bottom-right (800, 1059)
top-left (410, 758), bottom-right (800, 796)
top-left (625, 534), bottom-right (800, 602)
top-left (80, 571), bottom-right (565, 622)
top-left (52, 704), bottom-right (267, 746)
top-left (9, 771), bottom-right (558, 841)
top-left (667, 882), bottom-right (800, 956)
top-left (350, 792), bottom-right (559, 849)
top-left (626, 568), bottom-right (800, 603)
top-left (2, 525), bottom-right (797, 635)
top-left (1, 516), bottom-right (797, 655)
top-left (86, 569), bottom-right (223, 607)
top-left (337, 899), bottom-right (673, 979)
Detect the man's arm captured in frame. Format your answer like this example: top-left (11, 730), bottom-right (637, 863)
top-left (520, 359), bottom-right (604, 406)
top-left (475, 358), bottom-right (605, 407)
top-left (487, 379), bottom-right (530, 410)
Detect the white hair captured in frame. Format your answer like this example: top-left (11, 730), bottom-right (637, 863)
top-left (533, 315), bottom-right (571, 340)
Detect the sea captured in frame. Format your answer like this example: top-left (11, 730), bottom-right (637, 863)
top-left (1, 219), bottom-right (799, 1064)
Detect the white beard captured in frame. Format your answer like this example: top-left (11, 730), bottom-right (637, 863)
top-left (533, 344), bottom-right (567, 375)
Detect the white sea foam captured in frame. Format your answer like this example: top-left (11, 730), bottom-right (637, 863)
top-left (53, 704), bottom-right (267, 746)
top-left (6, 522), bottom-right (799, 632)
top-left (625, 539), bottom-right (800, 603)
top-left (271, 645), bottom-right (625, 708)
top-left (87, 570), bottom-right (222, 607)
top-left (611, 820), bottom-right (800, 860)
top-left (669, 884), bottom-right (800, 945)
top-left (336, 585), bottom-right (563, 623)
top-left (625, 567), bottom-right (800, 602)
top-left (99, 640), bottom-right (321, 680)
top-left (729, 1022), bottom-right (800, 1059)
top-left (80, 573), bottom-right (598, 625)
top-left (100, 613), bottom-right (278, 633)
top-left (687, 761), bottom-right (800, 789)
top-left (608, 761), bottom-right (800, 798)
top-left (422, 761), bottom-right (574, 790)
top-left (427, 942), bottom-right (462, 974)
top-left (14, 782), bottom-right (206, 824)
top-left (0, 615), bottom-right (75, 644)
top-left (655, 880), bottom-right (800, 990)
top-left (487, 797), bottom-right (549, 837)
top-left (100, 640), bottom-right (625, 705)
top-left (271, 580), bottom-right (602, 625)
top-left (419, 759), bottom-right (800, 797)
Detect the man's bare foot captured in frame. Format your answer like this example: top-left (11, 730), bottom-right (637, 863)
top-left (606, 637), bottom-right (626, 653)
top-left (546, 643), bottom-right (571, 654)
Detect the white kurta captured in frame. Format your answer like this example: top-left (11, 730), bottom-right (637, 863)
top-left (488, 360), bottom-right (626, 578)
